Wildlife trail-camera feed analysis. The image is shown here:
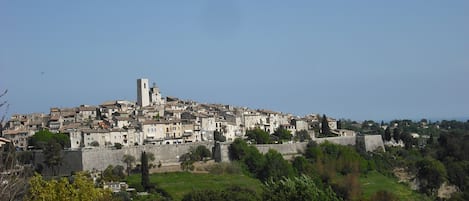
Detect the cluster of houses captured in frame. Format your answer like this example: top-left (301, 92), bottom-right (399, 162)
top-left (1, 79), bottom-right (353, 150)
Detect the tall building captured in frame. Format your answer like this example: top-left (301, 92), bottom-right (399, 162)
top-left (137, 78), bottom-right (150, 107)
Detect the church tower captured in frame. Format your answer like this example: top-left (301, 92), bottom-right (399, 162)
top-left (137, 78), bottom-right (150, 107)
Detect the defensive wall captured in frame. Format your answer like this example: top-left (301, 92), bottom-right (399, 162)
top-left (32, 135), bottom-right (384, 176)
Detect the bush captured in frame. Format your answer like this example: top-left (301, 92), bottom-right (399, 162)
top-left (90, 141), bottom-right (99, 147)
top-left (114, 143), bottom-right (123, 149)
top-left (263, 175), bottom-right (341, 201)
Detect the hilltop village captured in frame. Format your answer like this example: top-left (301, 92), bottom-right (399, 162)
top-left (1, 78), bottom-right (349, 151)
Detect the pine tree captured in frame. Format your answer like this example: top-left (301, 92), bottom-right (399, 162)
top-left (141, 151), bottom-right (150, 190)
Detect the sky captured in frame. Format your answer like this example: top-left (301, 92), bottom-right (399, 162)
top-left (1, 0), bottom-right (468, 121)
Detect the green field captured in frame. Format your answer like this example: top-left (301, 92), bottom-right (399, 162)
top-left (126, 171), bottom-right (429, 201)
top-left (126, 172), bottom-right (263, 200)
top-left (360, 171), bottom-right (431, 201)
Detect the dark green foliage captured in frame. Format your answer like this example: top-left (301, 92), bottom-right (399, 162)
top-left (446, 161), bottom-right (469, 191)
top-left (228, 138), bottom-right (249, 161)
top-left (263, 175), bottom-right (341, 201)
top-left (228, 139), bottom-right (292, 181)
top-left (214, 131), bottom-right (226, 142)
top-left (384, 127), bottom-right (392, 141)
top-left (29, 129), bottom-right (70, 149)
top-left (141, 151), bottom-right (151, 190)
top-left (114, 143), bottom-right (123, 149)
top-left (258, 149), bottom-right (293, 181)
top-left (182, 185), bottom-right (260, 201)
top-left (193, 145), bottom-right (211, 161)
top-left (43, 140), bottom-right (63, 176)
top-left (241, 146), bottom-right (265, 178)
top-left (321, 114), bottom-right (331, 136)
top-left (400, 132), bottom-right (414, 149)
top-left (392, 128), bottom-right (400, 142)
top-left (180, 145), bottom-right (211, 171)
top-left (272, 127), bottom-right (292, 141)
top-left (102, 165), bottom-right (125, 182)
top-left (292, 156), bottom-right (314, 176)
top-left (294, 130), bottom-right (311, 142)
top-left (416, 158), bottom-right (447, 195)
top-left (90, 141), bottom-right (99, 147)
top-left (246, 128), bottom-right (271, 144)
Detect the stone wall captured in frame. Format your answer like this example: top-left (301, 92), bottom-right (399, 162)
top-left (81, 142), bottom-right (214, 171)
top-left (33, 135), bottom-right (384, 175)
top-left (32, 150), bottom-right (83, 177)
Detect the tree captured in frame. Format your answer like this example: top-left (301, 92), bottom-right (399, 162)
top-left (193, 145), bottom-right (211, 161)
top-left (273, 127), bottom-right (292, 141)
top-left (29, 129), bottom-right (70, 149)
top-left (214, 131), bottom-right (226, 142)
top-left (246, 128), bottom-right (271, 144)
top-left (101, 165), bottom-right (125, 182)
top-left (122, 154), bottom-right (136, 176)
top-left (392, 128), bottom-right (400, 143)
top-left (384, 127), bottom-right (392, 142)
top-left (416, 158), bottom-right (447, 195)
top-left (179, 146), bottom-right (211, 171)
top-left (141, 151), bottom-right (151, 190)
top-left (146, 152), bottom-right (156, 168)
top-left (321, 114), bottom-right (331, 137)
top-left (114, 143), bottom-right (123, 149)
top-left (294, 130), bottom-right (311, 142)
top-left (259, 149), bottom-right (293, 181)
top-left (228, 139), bottom-right (265, 178)
top-left (43, 140), bottom-right (63, 176)
top-left (263, 175), bottom-right (341, 201)
top-left (292, 156), bottom-right (314, 176)
top-left (26, 172), bottom-right (114, 201)
top-left (228, 139), bottom-right (250, 161)
top-left (90, 141), bottom-right (100, 147)
top-left (400, 132), bottom-right (413, 149)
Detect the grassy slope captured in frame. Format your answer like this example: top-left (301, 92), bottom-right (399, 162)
top-left (126, 172), bottom-right (263, 201)
top-left (360, 171), bottom-right (432, 201)
top-left (127, 171), bottom-right (430, 201)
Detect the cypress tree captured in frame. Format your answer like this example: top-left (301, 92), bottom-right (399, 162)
top-left (141, 151), bottom-right (150, 190)
top-left (321, 114), bottom-right (331, 136)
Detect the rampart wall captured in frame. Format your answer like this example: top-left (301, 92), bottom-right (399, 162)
top-left (32, 135), bottom-right (384, 176)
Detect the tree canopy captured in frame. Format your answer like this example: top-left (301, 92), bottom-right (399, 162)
top-left (29, 129), bottom-right (70, 149)
top-left (26, 173), bottom-right (113, 201)
top-left (246, 128), bottom-right (271, 144)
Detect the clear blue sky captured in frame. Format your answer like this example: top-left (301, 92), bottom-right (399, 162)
top-left (1, 1), bottom-right (468, 121)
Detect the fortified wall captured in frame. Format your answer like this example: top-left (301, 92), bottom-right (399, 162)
top-left (33, 135), bottom-right (384, 176)
top-left (214, 135), bottom-right (385, 162)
